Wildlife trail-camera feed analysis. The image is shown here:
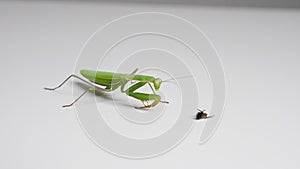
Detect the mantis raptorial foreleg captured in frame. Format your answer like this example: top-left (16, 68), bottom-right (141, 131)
top-left (124, 82), bottom-right (169, 109)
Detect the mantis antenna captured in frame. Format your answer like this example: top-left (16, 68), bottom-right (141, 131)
top-left (162, 75), bottom-right (194, 82)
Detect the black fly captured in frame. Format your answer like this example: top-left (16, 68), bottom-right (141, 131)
top-left (195, 109), bottom-right (214, 120)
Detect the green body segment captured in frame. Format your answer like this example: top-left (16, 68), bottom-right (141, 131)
top-left (80, 69), bottom-right (155, 87)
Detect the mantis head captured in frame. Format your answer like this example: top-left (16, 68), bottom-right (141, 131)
top-left (154, 78), bottom-right (162, 90)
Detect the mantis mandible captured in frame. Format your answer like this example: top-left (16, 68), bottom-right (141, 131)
top-left (44, 68), bottom-right (190, 109)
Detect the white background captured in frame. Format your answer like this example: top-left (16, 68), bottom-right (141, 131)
top-left (0, 1), bottom-right (299, 168)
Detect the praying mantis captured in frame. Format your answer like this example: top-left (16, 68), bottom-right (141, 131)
top-left (44, 68), bottom-right (190, 109)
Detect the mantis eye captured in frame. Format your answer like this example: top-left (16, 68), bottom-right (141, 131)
top-left (154, 78), bottom-right (162, 90)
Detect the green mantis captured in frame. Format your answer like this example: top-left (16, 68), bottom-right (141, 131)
top-left (45, 68), bottom-right (188, 109)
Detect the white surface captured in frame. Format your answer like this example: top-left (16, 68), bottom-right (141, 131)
top-left (0, 1), bottom-right (300, 168)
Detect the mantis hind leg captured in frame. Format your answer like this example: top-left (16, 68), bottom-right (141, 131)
top-left (45, 74), bottom-right (116, 108)
top-left (44, 74), bottom-right (112, 92)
